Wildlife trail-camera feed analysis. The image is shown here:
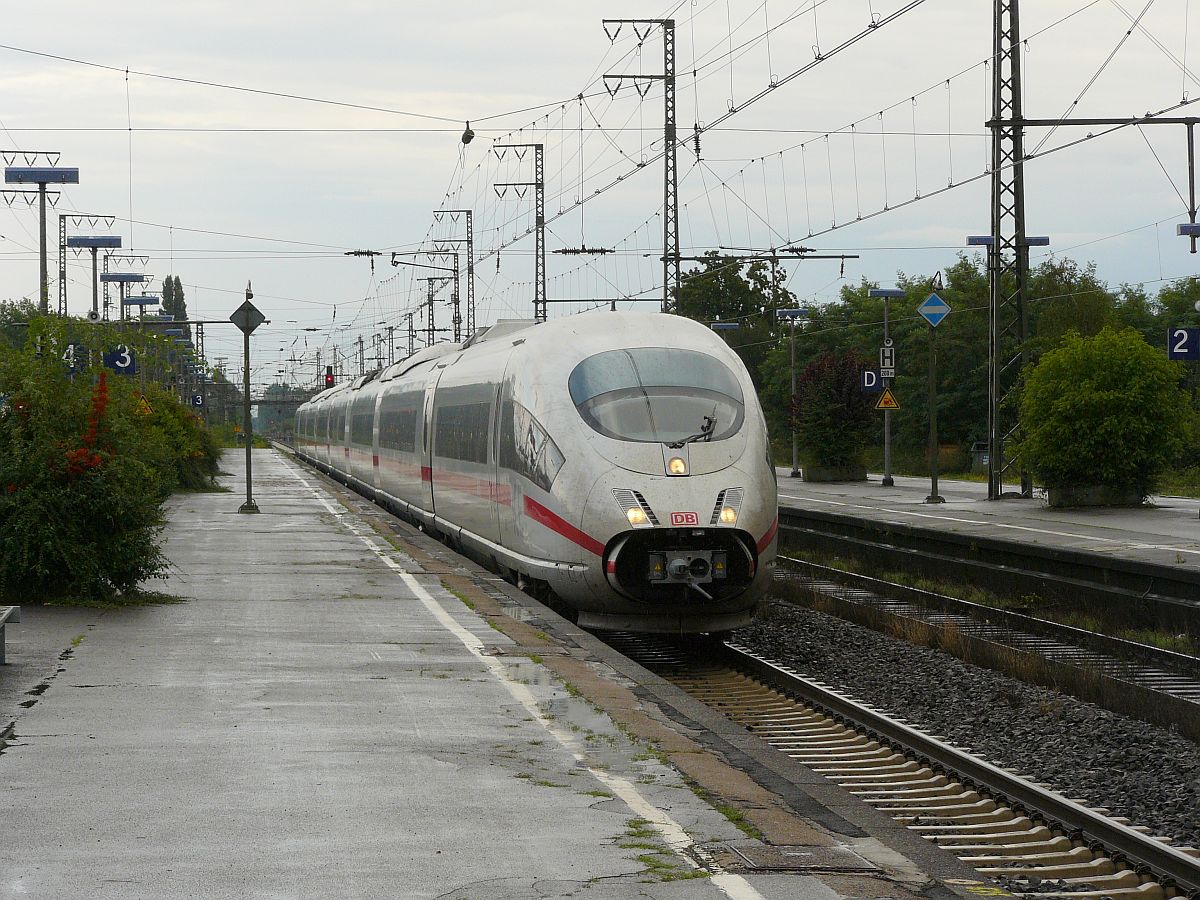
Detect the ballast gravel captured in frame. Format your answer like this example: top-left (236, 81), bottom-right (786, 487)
top-left (734, 600), bottom-right (1200, 848)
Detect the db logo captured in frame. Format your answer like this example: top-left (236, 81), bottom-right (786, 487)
top-left (670, 512), bottom-right (699, 526)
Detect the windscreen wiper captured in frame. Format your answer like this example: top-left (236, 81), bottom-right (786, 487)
top-left (666, 414), bottom-right (716, 449)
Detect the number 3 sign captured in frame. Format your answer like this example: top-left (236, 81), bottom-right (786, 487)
top-left (102, 345), bottom-right (138, 374)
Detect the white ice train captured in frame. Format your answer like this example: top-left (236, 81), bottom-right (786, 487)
top-left (294, 311), bottom-right (778, 633)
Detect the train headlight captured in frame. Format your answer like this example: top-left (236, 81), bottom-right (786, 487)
top-left (626, 506), bottom-right (649, 526)
top-left (719, 506), bottom-right (739, 524)
top-left (667, 456), bottom-right (688, 476)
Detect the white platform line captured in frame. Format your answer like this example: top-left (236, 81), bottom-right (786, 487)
top-left (780, 493), bottom-right (1200, 557)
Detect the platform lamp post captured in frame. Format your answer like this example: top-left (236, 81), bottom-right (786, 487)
top-left (777, 308), bottom-right (809, 478)
top-left (868, 288), bottom-right (905, 487)
top-left (3, 162), bottom-right (78, 314)
top-left (231, 283), bottom-right (268, 514)
top-left (66, 235), bottom-right (121, 320)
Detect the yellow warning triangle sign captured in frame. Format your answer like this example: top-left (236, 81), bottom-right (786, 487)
top-left (875, 388), bottom-right (900, 410)
top-left (136, 396), bottom-right (154, 416)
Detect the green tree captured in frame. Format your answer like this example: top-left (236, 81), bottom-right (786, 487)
top-left (674, 253), bottom-right (787, 393)
top-left (1012, 327), bottom-right (1194, 500)
top-left (0, 299), bottom-right (38, 350)
top-left (1027, 259), bottom-right (1116, 356)
top-left (161, 275), bottom-right (191, 340)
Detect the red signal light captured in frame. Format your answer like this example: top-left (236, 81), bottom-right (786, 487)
top-left (324, 365), bottom-right (334, 388)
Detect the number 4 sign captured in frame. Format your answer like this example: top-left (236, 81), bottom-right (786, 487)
top-left (1168, 327), bottom-right (1200, 360)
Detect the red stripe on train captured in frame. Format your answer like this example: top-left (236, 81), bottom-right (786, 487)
top-left (756, 515), bottom-right (779, 553)
top-left (523, 496), bottom-right (605, 557)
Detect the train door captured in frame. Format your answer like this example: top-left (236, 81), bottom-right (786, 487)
top-left (419, 369), bottom-right (443, 517)
top-left (493, 375), bottom-right (517, 552)
top-left (491, 382), bottom-right (504, 544)
top-left (372, 390), bottom-right (384, 491)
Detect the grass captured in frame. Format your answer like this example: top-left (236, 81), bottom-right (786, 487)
top-left (440, 582), bottom-right (475, 610)
top-left (39, 588), bottom-right (186, 609)
top-left (173, 483), bottom-right (233, 494)
top-left (1154, 465), bottom-right (1200, 498)
top-left (684, 781), bottom-right (764, 840)
top-left (614, 820), bottom-right (711, 883)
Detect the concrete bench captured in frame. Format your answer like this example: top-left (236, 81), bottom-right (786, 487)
top-left (0, 606), bottom-right (19, 665)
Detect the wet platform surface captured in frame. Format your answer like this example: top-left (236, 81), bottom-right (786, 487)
top-left (778, 470), bottom-right (1200, 574)
top-left (0, 451), bottom-right (988, 899)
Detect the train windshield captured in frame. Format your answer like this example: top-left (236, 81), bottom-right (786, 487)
top-left (568, 348), bottom-right (745, 444)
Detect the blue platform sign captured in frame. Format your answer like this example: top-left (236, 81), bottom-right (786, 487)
top-left (917, 293), bottom-right (951, 328)
top-left (860, 368), bottom-right (883, 392)
top-left (102, 344), bottom-right (137, 375)
top-left (1167, 327), bottom-right (1200, 360)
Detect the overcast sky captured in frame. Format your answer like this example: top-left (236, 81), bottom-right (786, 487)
top-left (2, 1), bottom-right (1198, 387)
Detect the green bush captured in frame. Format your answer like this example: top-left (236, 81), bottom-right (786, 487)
top-left (138, 383), bottom-right (221, 491)
top-left (1013, 327), bottom-right (1195, 497)
top-left (0, 317), bottom-right (220, 601)
top-left (0, 351), bottom-right (167, 600)
top-left (792, 350), bottom-right (874, 468)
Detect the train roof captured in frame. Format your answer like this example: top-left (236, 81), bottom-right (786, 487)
top-left (379, 342), bottom-right (461, 382)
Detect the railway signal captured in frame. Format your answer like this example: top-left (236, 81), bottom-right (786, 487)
top-left (921, 278), bottom-right (950, 505)
top-left (324, 365), bottom-right (335, 388)
top-left (868, 287), bottom-right (905, 487)
top-left (231, 284), bottom-right (267, 515)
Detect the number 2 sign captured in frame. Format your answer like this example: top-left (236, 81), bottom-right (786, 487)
top-left (1168, 328), bottom-right (1200, 360)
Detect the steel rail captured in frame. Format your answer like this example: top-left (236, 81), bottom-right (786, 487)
top-left (777, 508), bottom-right (1200, 630)
top-left (726, 642), bottom-right (1200, 898)
top-left (779, 555), bottom-right (1200, 679)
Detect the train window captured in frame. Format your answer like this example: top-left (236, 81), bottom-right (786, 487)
top-left (568, 348), bottom-right (745, 444)
top-left (350, 394), bottom-right (375, 445)
top-left (499, 400), bottom-right (564, 492)
top-left (378, 389), bottom-right (421, 453)
top-left (434, 386), bottom-right (492, 464)
top-left (351, 413), bottom-right (373, 445)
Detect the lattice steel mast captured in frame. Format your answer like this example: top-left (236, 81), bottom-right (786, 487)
top-left (602, 19), bottom-right (679, 312)
top-left (435, 209), bottom-right (475, 337)
top-left (494, 145), bottom-right (545, 321)
top-left (988, 0), bottom-right (1032, 500)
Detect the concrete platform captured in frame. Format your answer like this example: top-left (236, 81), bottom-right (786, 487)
top-left (778, 470), bottom-right (1200, 575)
top-left (0, 450), bottom-right (993, 899)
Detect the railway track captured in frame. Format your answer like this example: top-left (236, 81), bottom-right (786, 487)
top-left (774, 555), bottom-right (1200, 741)
top-left (777, 508), bottom-right (1200, 637)
top-left (608, 634), bottom-right (1200, 899)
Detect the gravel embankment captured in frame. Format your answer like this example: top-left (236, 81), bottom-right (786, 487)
top-left (734, 600), bottom-right (1200, 847)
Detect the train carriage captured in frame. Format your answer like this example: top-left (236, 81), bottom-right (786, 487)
top-left (296, 310), bottom-right (778, 634)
